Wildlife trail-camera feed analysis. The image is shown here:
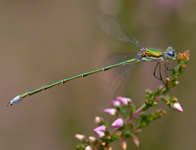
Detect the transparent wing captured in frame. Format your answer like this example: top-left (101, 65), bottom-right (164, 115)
top-left (98, 60), bottom-right (137, 110)
top-left (99, 14), bottom-right (143, 50)
top-left (104, 53), bottom-right (138, 66)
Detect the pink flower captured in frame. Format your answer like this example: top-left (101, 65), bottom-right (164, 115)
top-left (75, 134), bottom-right (86, 141)
top-left (89, 136), bottom-right (97, 143)
top-left (172, 102), bottom-right (183, 112)
top-left (132, 134), bottom-right (139, 146)
top-left (85, 146), bottom-right (93, 150)
top-left (94, 116), bottom-right (102, 124)
top-left (111, 118), bottom-right (124, 128)
top-left (93, 129), bottom-right (105, 138)
top-left (117, 97), bottom-right (131, 105)
top-left (96, 125), bottom-right (106, 131)
top-left (93, 125), bottom-right (106, 138)
top-left (110, 100), bottom-right (121, 107)
top-left (121, 140), bottom-right (127, 150)
top-left (104, 108), bottom-right (117, 116)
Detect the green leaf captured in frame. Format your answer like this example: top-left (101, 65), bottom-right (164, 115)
top-left (110, 133), bottom-right (121, 142)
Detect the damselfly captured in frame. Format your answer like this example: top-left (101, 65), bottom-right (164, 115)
top-left (6, 14), bottom-right (176, 106)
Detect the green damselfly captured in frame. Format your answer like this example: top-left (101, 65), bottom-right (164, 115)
top-left (6, 14), bottom-right (176, 106)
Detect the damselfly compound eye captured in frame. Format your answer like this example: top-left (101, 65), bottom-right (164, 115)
top-left (167, 51), bottom-right (175, 57)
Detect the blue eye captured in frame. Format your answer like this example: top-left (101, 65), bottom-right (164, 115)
top-left (167, 51), bottom-right (175, 57)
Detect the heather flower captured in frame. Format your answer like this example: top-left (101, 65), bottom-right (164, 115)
top-left (93, 125), bottom-right (106, 138)
top-left (85, 146), bottom-right (93, 150)
top-left (76, 50), bottom-right (189, 149)
top-left (116, 97), bottom-right (131, 105)
top-left (111, 118), bottom-right (124, 128)
top-left (89, 136), bottom-right (97, 143)
top-left (132, 134), bottom-right (139, 146)
top-left (94, 116), bottom-right (102, 124)
top-left (121, 140), bottom-right (127, 150)
top-left (106, 146), bottom-right (112, 150)
top-left (95, 125), bottom-right (106, 131)
top-left (172, 102), bottom-right (183, 112)
top-left (110, 100), bottom-right (121, 107)
top-left (75, 134), bottom-right (86, 141)
top-left (93, 128), bottom-right (105, 138)
top-left (166, 78), bottom-right (170, 83)
top-left (104, 108), bottom-right (117, 116)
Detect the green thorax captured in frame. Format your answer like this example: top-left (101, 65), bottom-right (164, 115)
top-left (145, 48), bottom-right (163, 57)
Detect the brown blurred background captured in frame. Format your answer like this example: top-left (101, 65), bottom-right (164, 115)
top-left (0, 0), bottom-right (195, 149)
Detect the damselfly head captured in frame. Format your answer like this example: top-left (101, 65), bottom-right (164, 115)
top-left (165, 47), bottom-right (176, 60)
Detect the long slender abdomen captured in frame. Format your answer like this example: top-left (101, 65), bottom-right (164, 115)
top-left (7, 58), bottom-right (136, 106)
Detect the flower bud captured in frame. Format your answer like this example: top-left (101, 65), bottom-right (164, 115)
top-left (121, 141), bottom-right (127, 150)
top-left (166, 78), bottom-right (170, 83)
top-left (171, 97), bottom-right (178, 102)
top-left (94, 116), bottom-right (102, 124)
top-left (104, 108), bottom-right (117, 116)
top-left (178, 53), bottom-right (183, 60)
top-left (116, 97), bottom-right (131, 105)
top-left (158, 85), bottom-right (163, 90)
top-left (93, 129), bottom-right (105, 138)
top-left (110, 100), bottom-right (121, 107)
top-left (89, 136), bottom-right (97, 143)
top-left (93, 125), bottom-right (106, 138)
top-left (75, 134), bottom-right (86, 141)
top-left (172, 102), bottom-right (183, 112)
top-left (101, 142), bottom-right (106, 146)
top-left (111, 118), bottom-right (124, 128)
top-left (132, 134), bottom-right (139, 146)
top-left (180, 64), bottom-right (186, 69)
top-left (95, 125), bottom-right (106, 131)
top-left (106, 146), bottom-right (112, 150)
top-left (85, 146), bottom-right (93, 150)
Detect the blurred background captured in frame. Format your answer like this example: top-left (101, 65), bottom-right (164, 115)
top-left (0, 0), bottom-right (195, 149)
